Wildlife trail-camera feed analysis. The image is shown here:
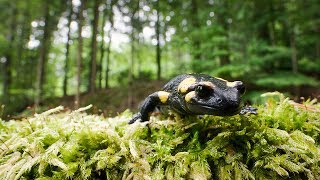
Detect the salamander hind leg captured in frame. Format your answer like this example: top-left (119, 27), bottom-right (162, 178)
top-left (128, 91), bottom-right (170, 124)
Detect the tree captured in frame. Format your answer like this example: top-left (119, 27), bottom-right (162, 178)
top-left (35, 1), bottom-right (51, 109)
top-left (75, 0), bottom-right (86, 108)
top-left (101, 0), bottom-right (115, 89)
top-left (98, 7), bottom-right (106, 89)
top-left (2, 1), bottom-right (17, 103)
top-left (63, 0), bottom-right (73, 96)
top-left (16, 0), bottom-right (32, 90)
top-left (190, 0), bottom-right (201, 62)
top-left (155, 0), bottom-right (161, 80)
top-left (88, 0), bottom-right (101, 94)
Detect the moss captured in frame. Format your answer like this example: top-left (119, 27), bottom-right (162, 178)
top-left (0, 93), bottom-right (319, 179)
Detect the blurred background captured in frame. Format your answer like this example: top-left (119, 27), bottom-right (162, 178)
top-left (0, 0), bottom-right (319, 119)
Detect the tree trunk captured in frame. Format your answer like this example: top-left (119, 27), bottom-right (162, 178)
top-left (21, 0), bottom-right (32, 89)
top-left (17, 0), bottom-right (31, 88)
top-left (316, 27), bottom-right (320, 59)
top-left (216, 0), bottom-right (230, 66)
top-left (290, 31), bottom-right (298, 74)
top-left (88, 0), bottom-right (100, 94)
top-left (128, 28), bottom-right (134, 108)
top-left (190, 0), bottom-right (201, 62)
top-left (105, 13), bottom-right (113, 89)
top-left (289, 27), bottom-right (300, 98)
top-left (155, 0), bottom-right (161, 80)
top-left (128, 6), bottom-right (139, 108)
top-left (3, 3), bottom-right (17, 103)
top-left (75, 0), bottom-right (86, 108)
top-left (63, 0), bottom-right (73, 97)
top-left (268, 0), bottom-right (276, 46)
top-left (35, 2), bottom-right (51, 109)
top-left (98, 9), bottom-right (107, 89)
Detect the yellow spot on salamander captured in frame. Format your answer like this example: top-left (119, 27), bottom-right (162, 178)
top-left (216, 77), bottom-right (227, 82)
top-left (178, 77), bottom-right (196, 93)
top-left (226, 81), bottom-right (238, 87)
top-left (158, 91), bottom-right (170, 103)
top-left (185, 91), bottom-right (196, 102)
top-left (216, 77), bottom-right (237, 88)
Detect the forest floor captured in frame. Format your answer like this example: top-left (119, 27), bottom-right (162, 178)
top-left (4, 79), bottom-right (320, 120)
top-left (14, 79), bottom-right (166, 119)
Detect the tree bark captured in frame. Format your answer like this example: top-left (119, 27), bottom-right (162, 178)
top-left (35, 1), bottom-right (51, 109)
top-left (155, 0), bottom-right (161, 80)
top-left (316, 27), bottom-right (320, 59)
top-left (216, 0), bottom-right (230, 65)
top-left (3, 3), bottom-right (17, 103)
top-left (63, 0), bottom-right (73, 97)
top-left (190, 0), bottom-right (201, 62)
top-left (105, 12), bottom-right (113, 88)
top-left (128, 4), bottom-right (139, 108)
top-left (290, 31), bottom-right (298, 74)
top-left (75, 0), bottom-right (86, 108)
top-left (268, 0), bottom-right (276, 46)
top-left (17, 0), bottom-right (31, 88)
top-left (289, 27), bottom-right (300, 98)
top-left (88, 0), bottom-right (101, 94)
top-left (98, 9), bottom-right (107, 89)
top-left (128, 28), bottom-right (134, 108)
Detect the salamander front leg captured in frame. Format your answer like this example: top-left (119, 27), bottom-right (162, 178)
top-left (239, 106), bottom-right (258, 115)
top-left (128, 91), bottom-right (170, 124)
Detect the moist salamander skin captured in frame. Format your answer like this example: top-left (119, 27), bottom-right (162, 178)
top-left (129, 73), bottom-right (256, 124)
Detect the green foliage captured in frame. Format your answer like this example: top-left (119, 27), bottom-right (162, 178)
top-left (0, 93), bottom-right (320, 179)
top-left (2, 0), bottom-right (320, 117)
top-left (255, 71), bottom-right (319, 87)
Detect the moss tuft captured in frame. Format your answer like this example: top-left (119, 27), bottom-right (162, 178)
top-left (0, 93), bottom-right (320, 179)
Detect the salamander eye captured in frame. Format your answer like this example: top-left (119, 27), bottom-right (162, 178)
top-left (195, 85), bottom-right (212, 98)
top-left (234, 81), bottom-right (245, 95)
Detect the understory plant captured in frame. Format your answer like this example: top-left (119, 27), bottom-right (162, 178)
top-left (0, 92), bottom-right (319, 179)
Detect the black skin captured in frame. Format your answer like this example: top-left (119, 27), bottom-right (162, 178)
top-left (129, 74), bottom-right (257, 124)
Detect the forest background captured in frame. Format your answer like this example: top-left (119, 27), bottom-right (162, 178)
top-left (0, 0), bottom-right (319, 119)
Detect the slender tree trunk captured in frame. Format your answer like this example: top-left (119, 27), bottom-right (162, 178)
top-left (128, 28), bottom-right (134, 108)
top-left (316, 39), bottom-right (320, 60)
top-left (35, 2), bottom-right (51, 109)
top-left (105, 16), bottom-right (113, 88)
top-left (17, 0), bottom-right (30, 88)
top-left (155, 0), bottom-right (161, 80)
top-left (128, 9), bottom-right (138, 108)
top-left (22, 0), bottom-right (32, 89)
top-left (3, 53), bottom-right (12, 103)
top-left (98, 9), bottom-right (107, 89)
top-left (3, 56), bottom-right (12, 103)
top-left (3, 3), bottom-right (17, 103)
top-left (190, 0), bottom-right (201, 62)
top-left (269, 0), bottom-right (276, 46)
top-left (290, 31), bottom-right (298, 74)
top-left (88, 0), bottom-right (100, 94)
top-left (316, 27), bottom-right (320, 59)
top-left (137, 36), bottom-right (143, 77)
top-left (75, 0), bottom-right (86, 108)
top-left (63, 1), bottom-right (73, 97)
top-left (216, 1), bottom-right (230, 65)
top-left (289, 27), bottom-right (300, 98)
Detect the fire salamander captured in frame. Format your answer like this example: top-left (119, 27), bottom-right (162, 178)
top-left (129, 73), bottom-right (257, 124)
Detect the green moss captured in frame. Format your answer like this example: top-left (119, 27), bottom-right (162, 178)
top-left (0, 93), bottom-right (320, 179)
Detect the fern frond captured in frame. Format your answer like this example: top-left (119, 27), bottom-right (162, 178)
top-left (189, 159), bottom-right (211, 180)
top-left (264, 162), bottom-right (289, 177)
top-left (14, 155), bottom-right (40, 180)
